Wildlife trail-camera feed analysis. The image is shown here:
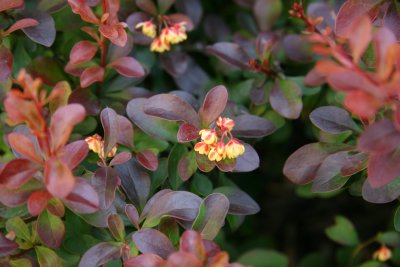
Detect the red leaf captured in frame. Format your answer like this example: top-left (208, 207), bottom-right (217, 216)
top-left (49, 104), bottom-right (86, 152)
top-left (109, 151), bottom-right (132, 166)
top-left (62, 140), bottom-right (89, 170)
top-left (198, 85), bottom-right (228, 126)
top-left (0, 46), bottom-right (12, 81)
top-left (0, 233), bottom-right (18, 257)
top-left (177, 123), bottom-right (200, 143)
top-left (179, 230), bottom-right (206, 261)
top-left (44, 158), bottom-right (76, 198)
top-left (80, 66), bottom-right (105, 88)
top-left (0, 159), bottom-right (40, 189)
top-left (5, 18), bottom-right (39, 35)
top-left (343, 91), bottom-right (382, 119)
top-left (137, 150), bottom-right (159, 171)
top-left (358, 120), bottom-right (400, 154)
top-left (63, 178), bottom-right (99, 214)
top-left (348, 16), bottom-right (372, 62)
top-left (0, 183), bottom-right (35, 207)
top-left (69, 41), bottom-right (98, 65)
top-left (27, 190), bottom-right (51, 216)
top-left (166, 252), bottom-right (202, 267)
top-left (132, 228), bottom-right (176, 259)
top-left (206, 42), bottom-right (251, 69)
top-left (8, 132), bottom-right (42, 163)
top-left (78, 242), bottom-right (121, 267)
top-left (374, 27), bottom-right (397, 80)
top-left (110, 56), bottom-right (145, 78)
top-left (68, 0), bottom-right (99, 24)
top-left (124, 254), bottom-right (165, 267)
top-left (0, 0), bottom-right (23, 12)
top-left (100, 107), bottom-right (119, 158)
top-left (99, 23), bottom-right (128, 47)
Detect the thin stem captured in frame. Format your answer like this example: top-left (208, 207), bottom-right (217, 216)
top-left (350, 235), bottom-right (377, 267)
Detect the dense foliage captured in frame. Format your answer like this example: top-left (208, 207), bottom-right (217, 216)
top-left (1, 0), bottom-right (400, 266)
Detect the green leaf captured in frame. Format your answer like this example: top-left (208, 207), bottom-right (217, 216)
top-left (238, 249), bottom-right (289, 267)
top-left (35, 246), bottom-right (62, 267)
top-left (37, 209), bottom-right (65, 248)
top-left (10, 258), bottom-right (32, 267)
top-left (394, 205), bottom-right (400, 232)
top-left (6, 217), bottom-right (31, 242)
top-left (325, 216), bottom-right (359, 246)
top-left (191, 173), bottom-right (213, 197)
top-left (359, 261), bottom-right (382, 267)
top-left (168, 144), bottom-right (187, 189)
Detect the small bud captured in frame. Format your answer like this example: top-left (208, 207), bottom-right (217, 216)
top-left (199, 129), bottom-right (218, 145)
top-left (85, 134), bottom-right (102, 154)
top-left (216, 117), bottom-right (235, 131)
top-left (373, 245), bottom-right (392, 262)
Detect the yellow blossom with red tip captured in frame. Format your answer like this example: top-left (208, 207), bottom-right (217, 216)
top-left (150, 37), bottom-right (170, 53)
top-left (373, 245), bottom-right (392, 262)
top-left (85, 134), bottom-right (118, 159)
top-left (136, 20), bottom-right (157, 38)
top-left (194, 117), bottom-right (245, 162)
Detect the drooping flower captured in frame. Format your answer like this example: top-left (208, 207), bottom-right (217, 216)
top-left (194, 141), bottom-right (209, 155)
top-left (85, 134), bottom-right (118, 159)
top-left (199, 129), bottom-right (218, 145)
top-left (373, 245), bottom-right (392, 262)
top-left (150, 37), bottom-right (170, 53)
top-left (225, 139), bottom-right (245, 159)
top-left (216, 117), bottom-right (235, 131)
top-left (136, 20), bottom-right (157, 38)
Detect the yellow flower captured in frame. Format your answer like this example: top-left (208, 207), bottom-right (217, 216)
top-left (136, 20), bottom-right (157, 38)
top-left (208, 146), bottom-right (224, 162)
top-left (225, 139), bottom-right (245, 159)
top-left (150, 37), bottom-right (170, 53)
top-left (216, 117), bottom-right (235, 131)
top-left (373, 245), bottom-right (392, 262)
top-left (194, 141), bottom-right (209, 155)
top-left (162, 24), bottom-right (187, 45)
top-left (85, 134), bottom-right (118, 159)
top-left (199, 129), bottom-right (218, 145)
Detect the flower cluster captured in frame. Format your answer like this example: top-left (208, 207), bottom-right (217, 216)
top-left (85, 134), bottom-right (117, 159)
top-left (136, 19), bottom-right (187, 53)
top-left (194, 117), bottom-right (245, 162)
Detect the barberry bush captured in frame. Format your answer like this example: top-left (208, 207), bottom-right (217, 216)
top-left (1, 0), bottom-right (400, 267)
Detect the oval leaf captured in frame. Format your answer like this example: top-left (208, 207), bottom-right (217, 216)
top-left (110, 56), bottom-right (145, 78)
top-left (132, 228), bottom-right (175, 259)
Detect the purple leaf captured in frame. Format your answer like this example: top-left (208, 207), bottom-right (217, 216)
top-left (62, 140), bottom-right (89, 170)
top-left (213, 186), bottom-right (260, 215)
top-left (137, 150), bottom-right (159, 171)
top-left (362, 178), bottom-right (400, 204)
top-left (135, 0), bottom-right (157, 15)
top-left (198, 85), bottom-right (228, 126)
top-left (310, 106), bottom-right (359, 134)
top-left (110, 152), bottom-right (132, 166)
top-left (132, 228), bottom-right (175, 259)
top-left (143, 94), bottom-right (200, 127)
top-left (140, 189), bottom-right (173, 222)
top-left (63, 178), bottom-right (100, 214)
top-left (125, 204), bottom-right (140, 229)
top-left (79, 242), bottom-right (121, 267)
top-left (282, 34), bottom-right (313, 63)
top-left (175, 0), bottom-right (202, 26)
top-left (283, 143), bottom-right (351, 184)
top-left (270, 79), bottom-right (302, 119)
top-left (358, 119), bottom-right (400, 154)
top-left (110, 57), bottom-right (145, 78)
top-left (117, 115), bottom-right (134, 148)
top-left (0, 233), bottom-right (18, 257)
top-left (341, 152), bottom-right (368, 177)
top-left (192, 193), bottom-right (230, 240)
top-left (21, 10), bottom-right (56, 47)
top-left (367, 151), bottom-right (400, 188)
top-left (143, 191), bottom-right (202, 227)
top-left (160, 51), bottom-right (190, 77)
top-left (90, 167), bottom-right (119, 209)
top-left (124, 254), bottom-right (165, 267)
top-left (206, 42), bottom-right (251, 69)
top-left (234, 144), bottom-right (259, 172)
top-left (232, 115), bottom-right (276, 138)
top-left (253, 0), bottom-right (282, 31)
top-left (101, 108), bottom-right (119, 158)
top-left (114, 158), bottom-right (150, 208)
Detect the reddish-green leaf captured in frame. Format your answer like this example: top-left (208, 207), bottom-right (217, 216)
top-left (80, 66), bottom-right (105, 88)
top-left (101, 108), bottom-right (119, 158)
top-left (49, 103), bottom-right (86, 152)
top-left (198, 85), bottom-right (228, 126)
top-left (137, 150), bottom-right (159, 171)
top-left (62, 140), bottom-right (89, 170)
top-left (27, 190), bottom-right (51, 216)
top-left (63, 178), bottom-right (100, 214)
top-left (232, 115), bottom-right (276, 138)
top-left (270, 79), bottom-right (302, 119)
top-left (341, 152), bottom-right (368, 177)
top-left (195, 154), bottom-right (215, 173)
top-left (110, 56), bottom-right (145, 78)
top-left (0, 46), bottom-right (12, 81)
top-left (110, 151), bottom-right (132, 166)
top-left (69, 41), bottom-right (98, 65)
top-left (124, 254), bottom-right (165, 267)
top-left (0, 159), bottom-right (40, 189)
top-left (177, 123), bottom-right (199, 143)
top-left (47, 198), bottom-right (65, 217)
top-left (125, 204), bottom-right (140, 229)
top-left (20, 10), bottom-right (56, 47)
top-left (158, 0), bottom-right (175, 13)
top-left (143, 94), bottom-right (200, 127)
top-left (206, 42), bottom-right (251, 69)
top-left (35, 246), bottom-right (62, 267)
top-left (168, 144), bottom-right (187, 189)
top-left (143, 191), bottom-right (202, 228)
top-left (253, 0), bottom-right (282, 31)
top-left (44, 158), bottom-right (76, 198)
top-left (68, 0), bottom-right (100, 24)
top-left (5, 18), bottom-right (39, 35)
top-left (179, 230), bottom-right (206, 261)
top-left (213, 186), bottom-right (260, 215)
top-left (216, 158), bottom-right (237, 172)
top-left (132, 228), bottom-right (175, 259)
top-left (78, 242), bottom-right (121, 267)
top-left (178, 150), bottom-right (197, 181)
top-left (37, 209), bottom-right (65, 248)
top-left (107, 214), bottom-right (126, 241)
top-left (192, 193), bottom-right (230, 240)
